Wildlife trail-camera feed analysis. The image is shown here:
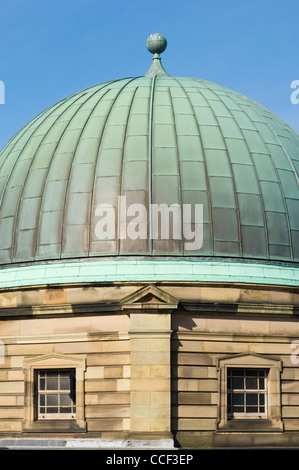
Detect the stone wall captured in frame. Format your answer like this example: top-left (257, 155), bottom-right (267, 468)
top-left (0, 281), bottom-right (298, 448)
top-left (0, 313), bottom-right (130, 437)
top-left (172, 311), bottom-right (299, 448)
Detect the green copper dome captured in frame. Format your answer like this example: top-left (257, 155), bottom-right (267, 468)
top-left (0, 36), bottom-right (298, 272)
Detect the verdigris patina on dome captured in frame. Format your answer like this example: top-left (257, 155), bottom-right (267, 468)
top-left (0, 34), bottom-right (298, 287)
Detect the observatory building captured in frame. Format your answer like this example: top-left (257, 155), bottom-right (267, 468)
top-left (0, 34), bottom-right (298, 448)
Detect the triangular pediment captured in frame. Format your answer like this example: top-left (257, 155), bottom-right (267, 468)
top-left (120, 285), bottom-right (179, 310)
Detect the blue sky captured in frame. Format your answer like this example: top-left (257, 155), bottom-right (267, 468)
top-left (0, 0), bottom-right (298, 149)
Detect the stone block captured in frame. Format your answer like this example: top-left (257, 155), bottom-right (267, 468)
top-left (0, 408), bottom-right (23, 419)
top-left (176, 353), bottom-right (214, 366)
top-left (177, 392), bottom-right (213, 405)
top-left (131, 404), bottom-right (169, 419)
top-left (131, 351), bottom-right (170, 365)
top-left (0, 371), bottom-right (8, 380)
top-left (87, 418), bottom-right (124, 432)
top-left (87, 353), bottom-right (130, 366)
top-left (7, 343), bottom-right (52, 356)
top-left (282, 394), bottom-right (299, 406)
top-left (131, 391), bottom-right (151, 405)
top-left (66, 287), bottom-right (103, 304)
top-left (117, 379), bottom-right (130, 391)
top-left (0, 420), bottom-right (22, 432)
top-left (8, 370), bottom-right (23, 381)
top-left (104, 367), bottom-right (123, 379)
top-left (130, 313), bottom-right (170, 332)
top-left (89, 315), bottom-right (129, 332)
top-left (150, 417), bottom-right (171, 432)
top-left (86, 406), bottom-right (130, 418)
top-left (123, 418), bottom-right (130, 431)
top-left (151, 391), bottom-right (170, 406)
top-left (130, 417), bottom-right (151, 432)
top-left (0, 320), bottom-right (19, 336)
top-left (0, 396), bottom-right (18, 406)
top-left (19, 318), bottom-right (54, 336)
top-left (93, 393), bottom-right (130, 405)
top-left (10, 356), bottom-right (24, 368)
top-left (150, 364), bottom-right (169, 378)
top-left (123, 366), bottom-right (131, 378)
top-left (85, 366), bottom-right (104, 379)
top-left (0, 292), bottom-right (18, 308)
top-left (177, 405), bottom-right (218, 418)
top-left (150, 338), bottom-right (170, 352)
top-left (54, 342), bottom-right (103, 354)
top-left (103, 340), bottom-right (130, 353)
top-left (0, 382), bottom-right (24, 394)
top-left (85, 380), bottom-right (117, 392)
top-left (131, 378), bottom-right (169, 392)
top-left (52, 316), bottom-right (91, 334)
top-left (42, 289), bottom-right (66, 305)
top-left (175, 418), bottom-right (216, 431)
top-left (131, 365), bottom-right (151, 378)
top-left (177, 379), bottom-right (218, 392)
top-left (177, 366), bottom-right (209, 378)
top-left (131, 339), bottom-right (151, 352)
top-left (282, 406), bottom-right (299, 418)
top-left (17, 290), bottom-right (42, 306)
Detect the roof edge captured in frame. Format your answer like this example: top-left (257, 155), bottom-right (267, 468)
top-left (0, 259), bottom-right (297, 289)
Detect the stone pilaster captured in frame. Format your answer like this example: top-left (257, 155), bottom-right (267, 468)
top-left (129, 310), bottom-right (173, 443)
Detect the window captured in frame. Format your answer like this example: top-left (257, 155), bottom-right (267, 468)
top-left (36, 369), bottom-right (76, 420)
top-left (217, 353), bottom-right (283, 431)
top-left (23, 353), bottom-right (86, 432)
top-left (227, 368), bottom-right (267, 419)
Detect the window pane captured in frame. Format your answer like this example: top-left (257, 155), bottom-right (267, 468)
top-left (47, 378), bottom-right (58, 390)
top-left (232, 377), bottom-right (243, 389)
top-left (60, 377), bottom-right (71, 390)
top-left (246, 406), bottom-right (258, 413)
top-left (60, 394), bottom-right (72, 406)
top-left (232, 369), bottom-right (243, 376)
top-left (47, 407), bottom-right (58, 414)
top-left (246, 393), bottom-right (258, 405)
top-left (246, 370), bottom-right (258, 377)
top-left (60, 371), bottom-right (70, 378)
top-left (232, 393), bottom-right (244, 405)
top-left (47, 395), bottom-right (58, 406)
top-left (39, 379), bottom-right (45, 390)
top-left (259, 377), bottom-right (265, 389)
top-left (61, 407), bottom-right (72, 413)
top-left (232, 406), bottom-right (244, 413)
top-left (246, 377), bottom-right (258, 389)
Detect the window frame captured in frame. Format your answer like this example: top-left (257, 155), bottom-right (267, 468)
top-left (227, 367), bottom-right (268, 420)
top-left (35, 368), bottom-right (77, 420)
top-left (23, 353), bottom-right (86, 432)
top-left (217, 353), bottom-right (283, 432)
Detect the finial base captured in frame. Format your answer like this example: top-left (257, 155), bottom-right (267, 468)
top-left (145, 34), bottom-right (169, 77)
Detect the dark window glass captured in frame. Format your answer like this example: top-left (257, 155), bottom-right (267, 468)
top-left (227, 368), bottom-right (267, 419)
top-left (36, 369), bottom-right (76, 419)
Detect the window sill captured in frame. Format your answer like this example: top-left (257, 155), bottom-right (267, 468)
top-left (217, 419), bottom-right (283, 432)
top-left (22, 419), bottom-right (86, 433)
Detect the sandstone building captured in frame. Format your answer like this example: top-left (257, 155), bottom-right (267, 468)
top-left (0, 34), bottom-right (298, 449)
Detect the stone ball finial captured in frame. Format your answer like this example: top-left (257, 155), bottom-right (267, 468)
top-left (146, 33), bottom-right (167, 55)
